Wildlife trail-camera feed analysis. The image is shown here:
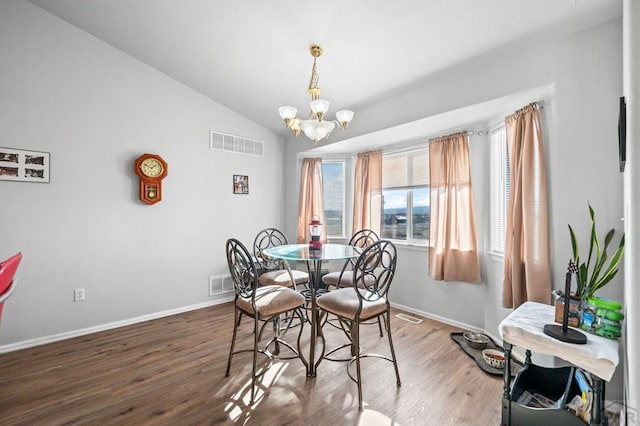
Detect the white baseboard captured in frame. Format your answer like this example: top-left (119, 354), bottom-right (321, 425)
top-left (2, 297), bottom-right (501, 356)
top-left (0, 295), bottom-right (234, 354)
top-left (390, 301), bottom-right (485, 333)
top-left (392, 301), bottom-right (506, 342)
top-left (390, 301), bottom-right (523, 362)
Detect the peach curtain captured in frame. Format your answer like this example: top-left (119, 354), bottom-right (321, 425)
top-left (297, 158), bottom-right (327, 243)
top-left (352, 150), bottom-right (382, 236)
top-left (502, 103), bottom-right (551, 308)
top-left (428, 132), bottom-right (481, 283)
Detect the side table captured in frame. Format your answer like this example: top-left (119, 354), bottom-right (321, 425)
top-left (499, 301), bottom-right (619, 425)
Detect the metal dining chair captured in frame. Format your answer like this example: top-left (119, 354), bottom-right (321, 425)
top-left (253, 228), bottom-right (309, 289)
top-left (322, 229), bottom-right (383, 335)
top-left (225, 238), bottom-right (306, 404)
top-left (321, 229), bottom-right (379, 290)
top-left (316, 240), bottom-right (401, 410)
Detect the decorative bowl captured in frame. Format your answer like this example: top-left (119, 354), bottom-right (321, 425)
top-left (463, 331), bottom-right (490, 349)
top-left (482, 348), bottom-right (506, 369)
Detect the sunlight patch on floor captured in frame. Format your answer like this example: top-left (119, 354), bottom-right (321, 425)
top-left (358, 408), bottom-right (402, 426)
top-left (224, 361), bottom-right (289, 422)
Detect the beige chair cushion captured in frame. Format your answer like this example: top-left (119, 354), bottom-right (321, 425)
top-left (322, 271), bottom-right (375, 288)
top-left (322, 271), bottom-right (349, 287)
top-left (317, 287), bottom-right (387, 321)
top-left (236, 285), bottom-right (305, 318)
top-left (258, 269), bottom-right (309, 287)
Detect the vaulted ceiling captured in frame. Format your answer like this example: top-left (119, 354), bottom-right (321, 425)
top-left (28, 0), bottom-right (622, 141)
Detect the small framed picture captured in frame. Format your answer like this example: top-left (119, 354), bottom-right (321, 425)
top-left (0, 148), bottom-right (50, 183)
top-left (233, 175), bottom-right (249, 194)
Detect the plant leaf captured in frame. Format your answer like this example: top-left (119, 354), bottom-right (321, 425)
top-left (589, 269), bottom-right (617, 298)
top-left (571, 203), bottom-right (625, 299)
top-left (588, 228), bottom-right (615, 288)
top-left (586, 204), bottom-right (597, 272)
top-left (588, 234), bottom-right (625, 298)
top-left (577, 263), bottom-right (588, 296)
top-left (569, 225), bottom-right (579, 261)
top-left (604, 229), bottom-right (614, 248)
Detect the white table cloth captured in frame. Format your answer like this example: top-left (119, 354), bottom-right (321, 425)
top-left (499, 301), bottom-right (619, 381)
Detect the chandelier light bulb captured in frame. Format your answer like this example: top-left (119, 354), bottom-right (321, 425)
top-left (310, 99), bottom-right (330, 121)
top-left (278, 106), bottom-right (297, 120)
top-left (336, 110), bottom-right (354, 129)
top-left (300, 119), bottom-right (335, 145)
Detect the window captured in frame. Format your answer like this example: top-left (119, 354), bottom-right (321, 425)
top-left (322, 160), bottom-right (346, 239)
top-left (380, 147), bottom-right (429, 244)
top-left (489, 125), bottom-right (510, 254)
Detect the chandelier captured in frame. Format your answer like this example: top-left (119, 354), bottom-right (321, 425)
top-left (278, 45), bottom-right (354, 145)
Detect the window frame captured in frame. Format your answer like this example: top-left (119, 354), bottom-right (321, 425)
top-left (321, 159), bottom-right (346, 239)
top-left (489, 124), bottom-right (509, 256)
top-left (380, 146), bottom-right (430, 246)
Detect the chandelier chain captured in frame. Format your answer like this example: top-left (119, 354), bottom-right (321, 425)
top-left (308, 57), bottom-right (321, 101)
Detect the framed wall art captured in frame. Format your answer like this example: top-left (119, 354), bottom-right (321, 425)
top-left (233, 175), bottom-right (249, 194)
top-left (0, 148), bottom-right (50, 183)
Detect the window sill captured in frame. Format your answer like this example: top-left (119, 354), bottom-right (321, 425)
top-left (388, 241), bottom-right (428, 252)
top-left (328, 238), bottom-right (427, 252)
top-left (327, 237), bottom-right (348, 244)
top-left (487, 251), bottom-right (504, 261)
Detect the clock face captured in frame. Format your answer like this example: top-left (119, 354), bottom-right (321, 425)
top-left (139, 158), bottom-right (164, 178)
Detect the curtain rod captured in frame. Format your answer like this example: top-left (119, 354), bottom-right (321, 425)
top-left (381, 99), bottom-right (549, 153)
top-left (428, 129), bottom-right (476, 140)
top-left (473, 99), bottom-right (547, 136)
top-left (382, 130), bottom-right (476, 154)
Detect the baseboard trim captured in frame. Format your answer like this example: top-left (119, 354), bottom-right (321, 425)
top-left (390, 301), bottom-right (485, 334)
top-left (2, 298), bottom-right (498, 356)
top-left (390, 302), bottom-right (522, 362)
top-left (0, 295), bottom-right (234, 354)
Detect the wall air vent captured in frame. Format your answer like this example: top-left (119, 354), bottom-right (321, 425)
top-left (209, 130), bottom-right (264, 157)
top-left (395, 313), bottom-right (423, 324)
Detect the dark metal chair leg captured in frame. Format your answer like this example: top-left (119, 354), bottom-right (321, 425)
top-left (226, 307), bottom-right (240, 377)
top-left (386, 310), bottom-right (401, 385)
top-left (251, 316), bottom-right (259, 404)
top-left (272, 315), bottom-right (281, 356)
top-left (313, 308), bottom-right (327, 373)
top-left (353, 320), bottom-right (363, 410)
top-left (294, 308), bottom-right (308, 371)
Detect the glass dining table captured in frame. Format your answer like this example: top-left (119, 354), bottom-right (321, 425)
top-left (262, 243), bottom-right (361, 376)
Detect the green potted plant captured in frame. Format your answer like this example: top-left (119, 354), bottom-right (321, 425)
top-left (568, 203), bottom-right (625, 301)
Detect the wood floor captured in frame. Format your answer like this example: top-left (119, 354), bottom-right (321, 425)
top-left (0, 302), bottom-right (504, 425)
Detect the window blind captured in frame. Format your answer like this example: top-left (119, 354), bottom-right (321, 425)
top-left (322, 161), bottom-right (345, 238)
top-left (382, 148), bottom-right (429, 189)
top-left (490, 126), bottom-right (509, 253)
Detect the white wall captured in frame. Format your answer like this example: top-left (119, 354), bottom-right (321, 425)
top-left (622, 0), bottom-right (639, 417)
top-left (284, 19), bottom-right (625, 398)
top-left (0, 0), bottom-right (285, 348)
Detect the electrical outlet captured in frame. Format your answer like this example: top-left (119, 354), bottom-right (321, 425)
top-left (73, 288), bottom-right (85, 302)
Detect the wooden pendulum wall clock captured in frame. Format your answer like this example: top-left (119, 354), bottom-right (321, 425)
top-left (134, 153), bottom-right (168, 205)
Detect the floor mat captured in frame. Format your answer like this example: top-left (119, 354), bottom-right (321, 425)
top-left (451, 332), bottom-right (522, 377)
